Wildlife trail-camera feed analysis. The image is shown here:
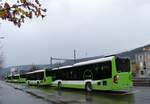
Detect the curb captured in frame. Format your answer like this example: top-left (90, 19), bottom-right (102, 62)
top-left (8, 83), bottom-right (81, 104)
top-left (5, 82), bottom-right (64, 104)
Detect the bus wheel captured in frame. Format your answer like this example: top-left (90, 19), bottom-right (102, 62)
top-left (27, 81), bottom-right (30, 86)
top-left (85, 82), bottom-right (92, 92)
top-left (37, 81), bottom-right (39, 87)
top-left (58, 82), bottom-right (62, 89)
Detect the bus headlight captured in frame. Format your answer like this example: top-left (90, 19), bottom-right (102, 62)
top-left (113, 75), bottom-right (119, 84)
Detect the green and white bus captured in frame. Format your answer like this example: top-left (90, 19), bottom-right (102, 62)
top-left (50, 56), bottom-right (133, 92)
top-left (5, 75), bottom-right (12, 82)
top-left (26, 69), bottom-right (53, 86)
top-left (18, 74), bottom-right (26, 83)
top-left (11, 74), bottom-right (26, 83)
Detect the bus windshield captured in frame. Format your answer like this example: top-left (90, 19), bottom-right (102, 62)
top-left (116, 58), bottom-right (130, 72)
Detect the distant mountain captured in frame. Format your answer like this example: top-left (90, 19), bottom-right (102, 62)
top-left (0, 64), bottom-right (51, 78)
top-left (1, 44), bottom-right (150, 78)
top-left (117, 44), bottom-right (150, 60)
top-left (0, 56), bottom-right (105, 77)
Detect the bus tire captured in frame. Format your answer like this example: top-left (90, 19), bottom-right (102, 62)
top-left (37, 81), bottom-right (40, 87)
top-left (85, 82), bottom-right (92, 92)
top-left (27, 81), bottom-right (30, 86)
top-left (58, 82), bottom-right (62, 89)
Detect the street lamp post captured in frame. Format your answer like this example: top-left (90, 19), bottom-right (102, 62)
top-left (0, 36), bottom-right (4, 79)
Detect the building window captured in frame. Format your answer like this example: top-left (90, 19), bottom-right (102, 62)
top-left (141, 70), bottom-right (144, 75)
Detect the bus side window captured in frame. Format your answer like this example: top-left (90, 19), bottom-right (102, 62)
top-left (93, 61), bottom-right (111, 80)
top-left (60, 69), bottom-right (70, 80)
top-left (71, 69), bottom-right (78, 80)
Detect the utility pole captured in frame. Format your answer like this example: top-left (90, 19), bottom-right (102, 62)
top-left (74, 49), bottom-right (76, 63)
top-left (85, 51), bottom-right (87, 58)
top-left (50, 51), bottom-right (77, 68)
top-left (50, 57), bottom-right (53, 68)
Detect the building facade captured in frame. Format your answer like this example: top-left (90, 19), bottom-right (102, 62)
top-left (134, 48), bottom-right (150, 78)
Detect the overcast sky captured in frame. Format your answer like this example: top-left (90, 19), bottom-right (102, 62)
top-left (1, 0), bottom-right (150, 67)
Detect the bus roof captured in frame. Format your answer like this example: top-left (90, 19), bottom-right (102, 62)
top-left (26, 69), bottom-right (45, 74)
top-left (53, 65), bottom-right (72, 70)
top-left (13, 74), bottom-right (20, 76)
top-left (73, 56), bottom-right (114, 67)
top-left (52, 56), bottom-right (114, 70)
top-left (8, 75), bottom-right (12, 77)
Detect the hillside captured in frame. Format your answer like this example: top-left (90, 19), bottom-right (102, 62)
top-left (1, 44), bottom-right (150, 78)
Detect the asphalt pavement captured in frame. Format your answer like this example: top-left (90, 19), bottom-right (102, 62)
top-left (0, 81), bottom-right (50, 104)
top-left (1, 81), bottom-right (150, 104)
